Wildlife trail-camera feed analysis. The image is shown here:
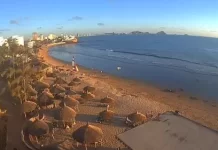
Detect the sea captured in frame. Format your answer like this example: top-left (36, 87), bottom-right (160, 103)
top-left (49, 34), bottom-right (218, 101)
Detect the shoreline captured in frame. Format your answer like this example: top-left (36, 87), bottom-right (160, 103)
top-left (39, 43), bottom-right (218, 131)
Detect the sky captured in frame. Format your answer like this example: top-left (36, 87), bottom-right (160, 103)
top-left (0, 0), bottom-right (218, 38)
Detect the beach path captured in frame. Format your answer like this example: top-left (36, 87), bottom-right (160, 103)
top-left (0, 81), bottom-right (28, 150)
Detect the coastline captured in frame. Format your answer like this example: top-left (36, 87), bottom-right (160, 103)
top-left (39, 43), bottom-right (218, 131)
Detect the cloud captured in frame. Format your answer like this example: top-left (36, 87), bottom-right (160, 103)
top-left (0, 29), bottom-right (10, 32)
top-left (9, 17), bottom-right (30, 25)
top-left (37, 27), bottom-right (42, 30)
top-left (10, 20), bottom-right (19, 25)
top-left (97, 23), bottom-right (105, 26)
top-left (69, 16), bottom-right (83, 21)
top-left (210, 30), bottom-right (217, 33)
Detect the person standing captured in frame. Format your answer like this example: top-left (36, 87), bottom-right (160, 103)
top-left (72, 56), bottom-right (75, 67)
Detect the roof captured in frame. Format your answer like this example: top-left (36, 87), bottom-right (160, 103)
top-left (72, 123), bottom-right (103, 144)
top-left (117, 111), bottom-right (218, 150)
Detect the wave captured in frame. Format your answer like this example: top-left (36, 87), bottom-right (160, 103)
top-left (112, 50), bottom-right (218, 69)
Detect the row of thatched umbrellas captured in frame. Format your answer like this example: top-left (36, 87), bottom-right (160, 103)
top-left (21, 74), bottom-right (148, 150)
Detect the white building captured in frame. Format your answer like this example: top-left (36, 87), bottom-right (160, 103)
top-left (12, 35), bottom-right (24, 46)
top-left (0, 37), bottom-right (6, 46)
top-left (40, 34), bottom-right (44, 41)
top-left (48, 34), bottom-right (56, 40)
top-left (27, 41), bottom-right (35, 48)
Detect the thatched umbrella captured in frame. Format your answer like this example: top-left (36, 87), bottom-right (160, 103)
top-left (97, 106), bottom-right (115, 123)
top-left (54, 103), bottom-right (77, 128)
top-left (81, 93), bottom-right (95, 100)
top-left (83, 86), bottom-right (95, 94)
top-left (54, 77), bottom-right (67, 85)
top-left (51, 84), bottom-right (66, 94)
top-left (34, 81), bottom-right (50, 91)
top-left (100, 96), bottom-right (115, 105)
top-left (27, 84), bottom-right (38, 96)
top-left (59, 95), bottom-right (79, 111)
top-left (126, 111), bottom-right (147, 127)
top-left (21, 101), bottom-right (38, 118)
top-left (73, 77), bottom-right (81, 82)
top-left (27, 118), bottom-right (50, 143)
top-left (68, 81), bottom-right (80, 86)
top-left (72, 123), bottom-right (103, 150)
top-left (38, 91), bottom-right (55, 108)
top-left (65, 89), bottom-right (77, 95)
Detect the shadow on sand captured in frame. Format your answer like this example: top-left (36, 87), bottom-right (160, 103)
top-left (76, 114), bottom-right (97, 123)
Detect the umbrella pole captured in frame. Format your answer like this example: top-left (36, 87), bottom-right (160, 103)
top-left (85, 144), bottom-right (87, 150)
top-left (76, 142), bottom-right (79, 147)
top-left (23, 113), bottom-right (26, 119)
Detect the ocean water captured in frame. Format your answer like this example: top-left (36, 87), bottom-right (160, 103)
top-left (50, 35), bottom-right (218, 100)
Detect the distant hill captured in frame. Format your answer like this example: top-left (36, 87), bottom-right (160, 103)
top-left (130, 31), bottom-right (150, 35)
top-left (156, 31), bottom-right (167, 35)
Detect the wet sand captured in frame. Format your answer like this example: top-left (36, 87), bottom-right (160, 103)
top-left (36, 43), bottom-right (218, 149)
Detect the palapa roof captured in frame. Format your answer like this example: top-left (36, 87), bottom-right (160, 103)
top-left (54, 77), bottom-right (67, 84)
top-left (27, 84), bottom-right (38, 95)
top-left (39, 91), bottom-right (54, 101)
top-left (83, 86), bottom-right (95, 93)
top-left (100, 96), bottom-right (115, 104)
top-left (65, 89), bottom-right (77, 95)
top-left (38, 91), bottom-right (54, 106)
top-left (54, 104), bottom-right (77, 121)
top-left (51, 84), bottom-right (66, 94)
top-left (34, 81), bottom-right (50, 90)
top-left (81, 93), bottom-right (95, 100)
top-left (73, 77), bottom-right (81, 82)
top-left (60, 96), bottom-right (79, 107)
top-left (99, 109), bottom-right (115, 121)
top-left (127, 111), bottom-right (147, 124)
top-left (72, 123), bottom-right (103, 144)
top-left (27, 119), bottom-right (49, 136)
top-left (21, 101), bottom-right (37, 113)
top-left (68, 81), bottom-right (80, 86)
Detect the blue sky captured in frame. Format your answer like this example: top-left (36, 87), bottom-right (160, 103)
top-left (0, 0), bottom-right (218, 38)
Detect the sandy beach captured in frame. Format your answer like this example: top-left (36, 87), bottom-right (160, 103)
top-left (25, 43), bottom-right (218, 149)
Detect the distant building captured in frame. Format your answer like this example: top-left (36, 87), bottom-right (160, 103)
top-left (27, 41), bottom-right (34, 48)
top-left (12, 35), bottom-right (24, 46)
top-left (39, 34), bottom-right (44, 41)
top-left (0, 37), bottom-right (6, 46)
top-left (32, 32), bottom-right (38, 41)
top-left (48, 34), bottom-right (56, 40)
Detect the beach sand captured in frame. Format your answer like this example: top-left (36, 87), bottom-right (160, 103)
top-left (17, 43), bottom-right (218, 149)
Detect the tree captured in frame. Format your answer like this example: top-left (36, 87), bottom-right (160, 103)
top-left (0, 39), bottom-right (44, 104)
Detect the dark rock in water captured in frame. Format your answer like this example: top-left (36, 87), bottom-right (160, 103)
top-left (156, 31), bottom-right (167, 35)
top-left (212, 104), bottom-right (216, 107)
top-left (163, 89), bottom-right (175, 93)
top-left (190, 96), bottom-right (198, 100)
top-left (178, 88), bottom-right (184, 92)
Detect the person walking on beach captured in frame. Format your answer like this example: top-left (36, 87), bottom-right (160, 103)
top-left (72, 56), bottom-right (75, 67)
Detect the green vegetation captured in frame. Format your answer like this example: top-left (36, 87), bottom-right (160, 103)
top-left (0, 40), bottom-right (44, 104)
